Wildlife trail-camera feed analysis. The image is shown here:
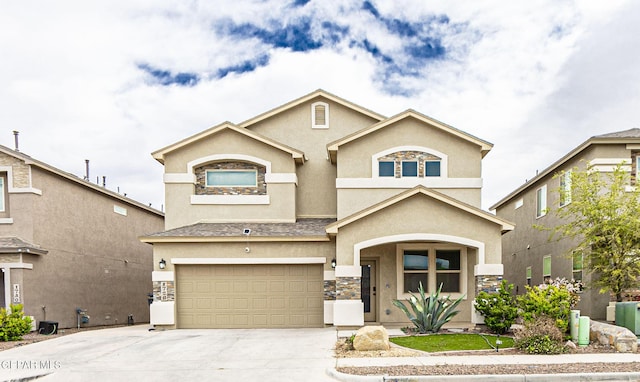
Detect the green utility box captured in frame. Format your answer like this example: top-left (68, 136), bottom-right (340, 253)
top-left (615, 302), bottom-right (640, 335)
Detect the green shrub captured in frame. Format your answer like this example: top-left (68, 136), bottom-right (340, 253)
top-left (514, 315), bottom-right (566, 354)
top-left (518, 283), bottom-right (572, 332)
top-left (392, 282), bottom-right (464, 334)
top-left (0, 304), bottom-right (32, 341)
top-left (474, 280), bottom-right (518, 334)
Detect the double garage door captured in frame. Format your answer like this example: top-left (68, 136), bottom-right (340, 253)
top-left (176, 264), bottom-right (324, 328)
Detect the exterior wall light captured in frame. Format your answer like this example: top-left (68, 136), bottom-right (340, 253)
top-left (159, 258), bottom-right (166, 269)
top-left (331, 258), bottom-right (336, 269)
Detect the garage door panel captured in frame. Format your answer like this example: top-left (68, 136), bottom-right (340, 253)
top-left (177, 264), bottom-right (323, 329)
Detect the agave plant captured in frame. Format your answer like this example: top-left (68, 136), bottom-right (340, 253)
top-left (392, 282), bottom-right (464, 333)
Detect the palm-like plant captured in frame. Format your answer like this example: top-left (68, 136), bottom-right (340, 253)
top-left (392, 282), bottom-right (464, 333)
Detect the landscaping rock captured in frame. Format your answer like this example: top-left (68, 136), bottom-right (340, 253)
top-left (590, 320), bottom-right (638, 353)
top-left (352, 325), bottom-right (390, 351)
top-left (564, 340), bottom-right (577, 350)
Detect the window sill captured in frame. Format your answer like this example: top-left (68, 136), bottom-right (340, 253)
top-left (190, 195), bottom-right (270, 205)
top-left (0, 218), bottom-right (13, 224)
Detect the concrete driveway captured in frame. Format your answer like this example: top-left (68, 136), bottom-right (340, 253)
top-left (0, 326), bottom-right (339, 381)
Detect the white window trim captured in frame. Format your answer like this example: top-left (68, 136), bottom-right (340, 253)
top-left (396, 243), bottom-right (467, 300)
top-left (190, 194), bottom-right (270, 205)
top-left (0, 177), bottom-right (4, 212)
top-left (371, 146), bottom-right (448, 178)
top-left (311, 102), bottom-right (329, 129)
top-left (536, 185), bottom-right (547, 218)
top-left (526, 266), bottom-right (532, 285)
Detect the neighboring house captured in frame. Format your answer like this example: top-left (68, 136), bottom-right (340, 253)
top-left (142, 90), bottom-right (513, 329)
top-left (490, 128), bottom-right (640, 320)
top-left (0, 145), bottom-right (164, 329)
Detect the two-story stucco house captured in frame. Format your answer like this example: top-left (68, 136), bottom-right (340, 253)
top-left (491, 128), bottom-right (640, 320)
top-left (0, 144), bottom-right (165, 329)
top-left (142, 90), bottom-right (513, 329)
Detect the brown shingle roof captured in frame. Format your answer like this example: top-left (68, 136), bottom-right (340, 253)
top-left (146, 218), bottom-right (335, 238)
top-left (594, 128), bottom-right (640, 139)
top-left (0, 237), bottom-right (48, 255)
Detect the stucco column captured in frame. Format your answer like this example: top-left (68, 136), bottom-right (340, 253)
top-left (332, 265), bottom-right (364, 326)
top-left (472, 263), bottom-right (504, 324)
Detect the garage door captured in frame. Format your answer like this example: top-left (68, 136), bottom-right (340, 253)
top-left (176, 264), bottom-right (324, 328)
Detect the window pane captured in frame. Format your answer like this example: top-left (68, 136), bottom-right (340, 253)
top-left (425, 161), bottom-right (441, 177)
top-left (315, 105), bottom-right (326, 125)
top-left (536, 186), bottom-right (547, 217)
top-left (378, 161), bottom-right (395, 177)
top-left (573, 271), bottom-right (583, 283)
top-left (401, 161), bottom-right (418, 177)
top-left (404, 251), bottom-right (428, 270)
top-left (572, 252), bottom-right (583, 271)
top-left (404, 273), bottom-right (428, 293)
top-left (543, 256), bottom-right (551, 276)
top-left (207, 170), bottom-right (256, 186)
top-left (436, 250), bottom-right (460, 270)
top-left (436, 274), bottom-right (460, 293)
top-left (526, 266), bottom-right (532, 278)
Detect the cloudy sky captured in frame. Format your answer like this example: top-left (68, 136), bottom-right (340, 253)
top-left (1, 1), bottom-right (638, 211)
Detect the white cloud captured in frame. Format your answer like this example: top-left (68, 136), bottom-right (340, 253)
top-left (0, 0), bottom-right (637, 213)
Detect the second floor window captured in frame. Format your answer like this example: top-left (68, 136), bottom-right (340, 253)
top-left (536, 185), bottom-right (547, 218)
top-left (206, 170), bottom-right (257, 187)
top-left (560, 171), bottom-right (572, 207)
top-left (0, 177), bottom-right (4, 212)
top-left (401, 161), bottom-right (418, 177)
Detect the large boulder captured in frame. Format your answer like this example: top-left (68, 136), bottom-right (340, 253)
top-left (352, 325), bottom-right (390, 351)
top-left (590, 320), bottom-right (638, 353)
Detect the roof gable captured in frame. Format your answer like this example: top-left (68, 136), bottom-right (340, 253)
top-left (327, 109), bottom-right (493, 163)
top-left (151, 122), bottom-right (306, 165)
top-left (239, 89), bottom-right (386, 128)
top-left (326, 185), bottom-right (513, 234)
top-left (490, 128), bottom-right (640, 210)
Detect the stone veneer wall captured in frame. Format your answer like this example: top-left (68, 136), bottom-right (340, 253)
top-left (194, 161), bottom-right (266, 196)
top-left (0, 152), bottom-right (31, 188)
top-left (476, 275), bottom-right (502, 294)
top-left (336, 277), bottom-right (360, 300)
top-left (153, 281), bottom-right (175, 302)
top-left (324, 280), bottom-right (336, 300)
top-left (378, 150), bottom-right (440, 178)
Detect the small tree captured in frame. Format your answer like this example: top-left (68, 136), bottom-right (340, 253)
top-left (541, 163), bottom-right (640, 302)
top-left (474, 280), bottom-right (518, 334)
top-left (392, 282), bottom-right (464, 333)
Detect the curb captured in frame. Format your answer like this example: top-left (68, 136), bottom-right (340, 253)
top-left (326, 369), bottom-right (640, 382)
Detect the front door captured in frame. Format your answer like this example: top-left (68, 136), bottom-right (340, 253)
top-left (361, 260), bottom-right (377, 322)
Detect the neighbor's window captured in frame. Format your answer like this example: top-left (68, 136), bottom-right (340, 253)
top-left (401, 161), bottom-right (418, 177)
top-left (559, 171), bottom-right (572, 207)
top-left (543, 256), bottom-right (551, 283)
top-left (378, 161), bottom-right (395, 177)
top-left (311, 102), bottom-right (329, 129)
top-left (515, 198), bottom-right (524, 209)
top-left (435, 249), bottom-right (461, 293)
top-left (206, 170), bottom-right (257, 187)
top-left (425, 161), bottom-right (441, 177)
top-left (0, 177), bottom-right (4, 212)
top-left (526, 266), bottom-right (532, 287)
top-left (403, 250), bottom-right (429, 293)
top-left (572, 252), bottom-right (583, 286)
top-left (536, 185), bottom-right (547, 218)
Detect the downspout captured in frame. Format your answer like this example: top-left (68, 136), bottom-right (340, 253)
top-left (2, 268), bottom-right (10, 309)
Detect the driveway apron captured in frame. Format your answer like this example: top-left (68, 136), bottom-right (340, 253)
top-left (0, 326), bottom-right (339, 381)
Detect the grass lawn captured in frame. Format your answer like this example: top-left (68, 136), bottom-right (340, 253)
top-left (390, 333), bottom-right (514, 352)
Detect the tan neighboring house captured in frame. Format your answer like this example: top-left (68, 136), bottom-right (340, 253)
top-left (490, 128), bottom-right (640, 320)
top-left (0, 145), bottom-right (164, 329)
top-left (142, 90), bottom-right (513, 329)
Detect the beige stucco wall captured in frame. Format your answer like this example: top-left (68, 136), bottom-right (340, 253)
top-left (162, 129), bottom-right (299, 228)
top-left (247, 97), bottom-right (380, 218)
top-left (337, 188), bottom-right (481, 220)
top-left (8, 167), bottom-right (165, 328)
top-left (336, 117), bottom-right (483, 179)
top-left (335, 194), bottom-right (503, 266)
top-left (152, 240), bottom-right (336, 272)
